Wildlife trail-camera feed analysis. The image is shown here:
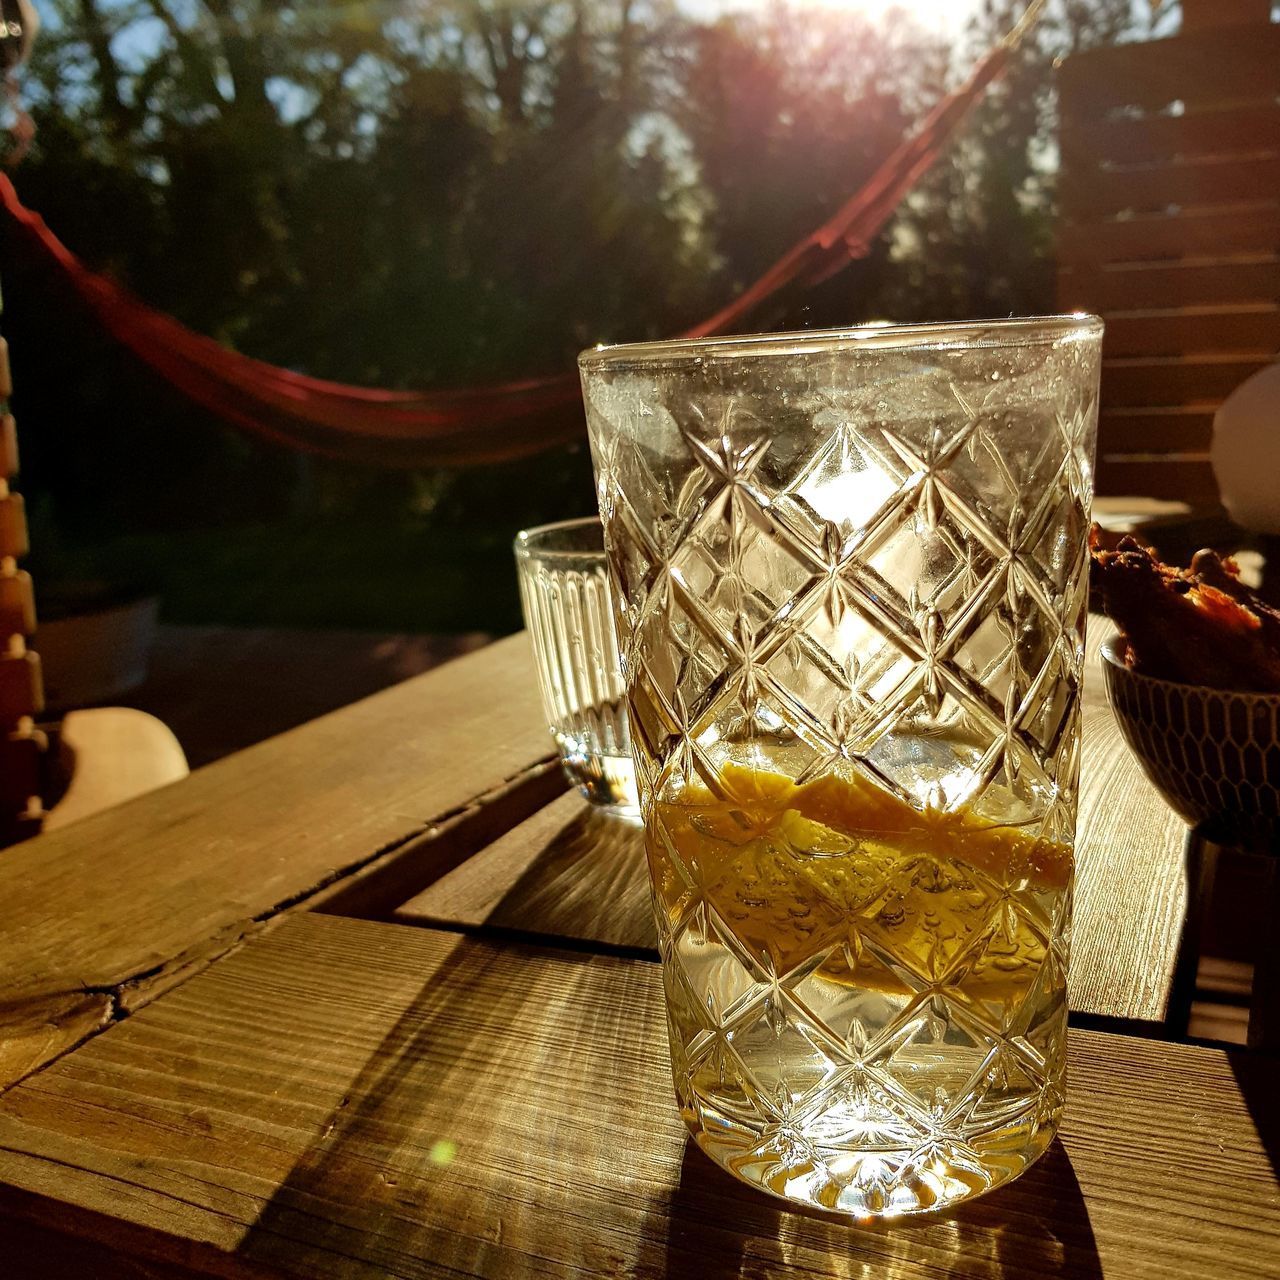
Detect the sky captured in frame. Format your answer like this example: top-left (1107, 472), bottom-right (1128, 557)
top-left (94, 0), bottom-right (991, 108)
top-left (688, 0), bottom-right (979, 34)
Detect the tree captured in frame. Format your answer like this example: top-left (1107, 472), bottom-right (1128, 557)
top-left (6, 0), bottom-right (714, 540)
top-left (882, 0), bottom-right (1161, 322)
top-left (1, 0), bottom-right (1156, 628)
top-left (670, 3), bottom-right (946, 330)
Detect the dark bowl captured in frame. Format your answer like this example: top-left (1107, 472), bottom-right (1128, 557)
top-left (1100, 637), bottom-right (1280, 853)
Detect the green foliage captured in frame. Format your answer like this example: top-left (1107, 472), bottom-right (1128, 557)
top-left (5, 0), bottom-right (1150, 630)
top-left (884, 0), bottom-right (1159, 321)
top-left (672, 5), bottom-right (936, 323)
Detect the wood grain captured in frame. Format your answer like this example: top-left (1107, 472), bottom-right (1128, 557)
top-left (1099, 306), bottom-right (1280, 359)
top-left (0, 633), bottom-right (558, 1091)
top-left (1058, 25), bottom-right (1280, 115)
top-left (395, 790), bottom-right (652, 953)
top-left (401, 625), bottom-right (1192, 1028)
top-left (1061, 157), bottom-right (1280, 220)
top-left (1062, 102), bottom-right (1280, 167)
top-left (0, 914), bottom-right (1273, 1280)
top-left (1072, 702), bottom-right (1190, 1029)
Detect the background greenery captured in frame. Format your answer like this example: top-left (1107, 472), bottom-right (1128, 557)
top-left (7, 0), bottom-right (1154, 632)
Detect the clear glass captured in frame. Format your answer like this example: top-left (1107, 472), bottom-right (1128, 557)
top-left (515, 517), bottom-right (638, 817)
top-left (580, 316), bottom-right (1102, 1216)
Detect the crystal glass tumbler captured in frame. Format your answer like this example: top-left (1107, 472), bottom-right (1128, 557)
top-left (516, 517), bottom-right (638, 816)
top-left (580, 317), bottom-right (1102, 1216)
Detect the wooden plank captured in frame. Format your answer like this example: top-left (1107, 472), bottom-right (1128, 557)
top-left (1098, 406), bottom-right (1218, 454)
top-left (1061, 157), bottom-right (1280, 219)
top-left (1071, 702), bottom-right (1189, 1028)
top-left (0, 633), bottom-right (560, 1091)
top-left (0, 414), bottom-right (17, 478)
top-left (1096, 457), bottom-right (1219, 502)
top-left (0, 1216), bottom-right (215, 1280)
top-left (1062, 102), bottom-right (1280, 167)
top-left (1099, 307), bottom-right (1280, 358)
top-left (400, 657), bottom-right (1192, 1030)
top-left (0, 490), bottom-right (27, 558)
top-left (1059, 256), bottom-right (1280, 311)
top-left (1181, 0), bottom-right (1272, 33)
top-left (0, 914), bottom-right (1274, 1279)
top-left (0, 646), bottom-right (41, 721)
top-left (1060, 208), bottom-right (1280, 267)
top-left (1100, 354), bottom-right (1274, 407)
top-left (396, 790), bottom-right (653, 952)
top-left (1058, 26), bottom-right (1280, 116)
top-left (0, 565), bottom-right (34, 637)
top-left (0, 728), bottom-right (43, 815)
top-left (1248, 856), bottom-right (1280, 1052)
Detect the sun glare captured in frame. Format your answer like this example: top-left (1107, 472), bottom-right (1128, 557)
top-left (803, 0), bottom-right (973, 29)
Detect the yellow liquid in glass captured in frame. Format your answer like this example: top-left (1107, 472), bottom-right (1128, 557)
top-left (649, 762), bottom-right (1070, 1216)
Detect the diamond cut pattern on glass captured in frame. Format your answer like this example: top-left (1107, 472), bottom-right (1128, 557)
top-left (583, 325), bottom-right (1099, 1214)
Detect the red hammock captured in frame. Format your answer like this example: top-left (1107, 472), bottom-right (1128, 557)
top-left (0, 17), bottom-right (1027, 468)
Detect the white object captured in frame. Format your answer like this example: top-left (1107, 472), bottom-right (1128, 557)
top-left (1211, 360), bottom-right (1280, 533)
top-left (44, 708), bottom-right (188, 832)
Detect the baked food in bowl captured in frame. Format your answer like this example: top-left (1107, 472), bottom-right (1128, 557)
top-left (1092, 535), bottom-right (1280, 852)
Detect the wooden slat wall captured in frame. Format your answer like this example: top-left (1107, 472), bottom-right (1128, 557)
top-left (1058, 23), bottom-right (1280, 113)
top-left (1063, 260), bottom-right (1280, 312)
top-left (1056, 18), bottom-right (1280, 501)
top-left (1097, 407), bottom-right (1216, 455)
top-left (1061, 157), bottom-right (1280, 217)
top-left (1101, 307), bottom-right (1280, 357)
top-left (1058, 207), bottom-right (1280, 264)
top-left (0, 317), bottom-right (45, 847)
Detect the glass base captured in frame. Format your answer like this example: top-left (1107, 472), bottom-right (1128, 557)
top-left (559, 744), bottom-right (640, 818)
top-left (682, 1099), bottom-right (1060, 1218)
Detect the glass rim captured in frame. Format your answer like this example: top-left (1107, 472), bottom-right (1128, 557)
top-left (513, 515), bottom-right (604, 561)
top-left (578, 314), bottom-right (1104, 371)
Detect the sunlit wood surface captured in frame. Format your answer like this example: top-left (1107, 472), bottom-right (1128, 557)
top-left (0, 627), bottom-right (1271, 1276)
top-left (0, 633), bottom-right (560, 1089)
top-left (0, 914), bottom-right (1274, 1279)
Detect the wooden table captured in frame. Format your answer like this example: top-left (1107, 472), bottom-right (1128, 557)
top-left (0, 631), bottom-right (1275, 1277)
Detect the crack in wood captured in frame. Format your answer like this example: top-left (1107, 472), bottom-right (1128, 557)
top-left (0, 755), bottom-right (563, 1096)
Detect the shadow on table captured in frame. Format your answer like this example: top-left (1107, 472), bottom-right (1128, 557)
top-left (232, 934), bottom-right (555, 1274)
top-left (1230, 1050), bottom-right (1279, 1179)
top-left (237, 927), bottom-right (698, 1276)
top-left (651, 1138), bottom-right (1102, 1280)
top-left (474, 803), bottom-right (654, 955)
top-left (233, 922), bottom-right (1104, 1280)
top-left (234, 808), bottom-right (1102, 1278)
